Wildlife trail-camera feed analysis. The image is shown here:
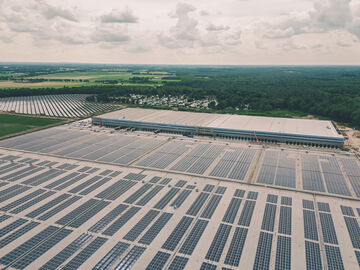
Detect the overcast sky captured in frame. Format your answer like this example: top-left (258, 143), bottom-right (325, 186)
top-left (1, 0), bottom-right (360, 65)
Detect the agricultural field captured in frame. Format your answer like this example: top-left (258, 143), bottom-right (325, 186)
top-left (0, 94), bottom-right (117, 118)
top-left (0, 113), bottom-right (65, 138)
top-left (0, 69), bottom-right (178, 88)
top-left (0, 81), bottom-right (81, 88)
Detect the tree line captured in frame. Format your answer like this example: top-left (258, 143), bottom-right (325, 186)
top-left (0, 66), bottom-right (359, 128)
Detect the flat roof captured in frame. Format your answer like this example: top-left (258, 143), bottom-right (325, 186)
top-left (98, 108), bottom-right (343, 139)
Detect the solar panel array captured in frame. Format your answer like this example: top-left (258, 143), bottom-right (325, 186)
top-left (2, 126), bottom-right (360, 200)
top-left (0, 123), bottom-right (359, 269)
top-left (137, 142), bottom-right (256, 181)
top-left (0, 94), bottom-right (116, 118)
top-left (257, 151), bottom-right (296, 188)
top-left (0, 128), bottom-right (164, 166)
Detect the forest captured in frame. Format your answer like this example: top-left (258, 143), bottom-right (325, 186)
top-left (0, 64), bottom-right (359, 128)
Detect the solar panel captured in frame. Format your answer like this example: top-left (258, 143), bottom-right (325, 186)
top-left (205, 223), bottom-right (231, 262)
top-left (0, 186), bottom-right (30, 203)
top-left (303, 200), bottom-right (314, 210)
top-left (99, 169), bottom-right (113, 176)
top-left (203, 184), bottom-right (215, 192)
top-left (124, 183), bottom-right (153, 204)
top-left (238, 200), bottom-right (256, 227)
top-left (0, 218), bottom-right (27, 238)
top-left (62, 237), bottom-right (107, 270)
top-left (38, 196), bottom-right (81, 221)
top-left (257, 165), bottom-right (276, 184)
top-left (149, 176), bottom-right (162, 183)
top-left (355, 250), bottom-right (360, 266)
top-left (261, 204), bottom-right (277, 232)
top-left (247, 191), bottom-right (258, 200)
top-left (0, 182), bottom-right (8, 188)
top-left (224, 227), bottom-right (248, 266)
top-left (124, 173), bottom-right (146, 181)
top-left (201, 195), bottom-right (222, 219)
top-left (88, 204), bottom-right (128, 233)
top-left (80, 177), bottom-right (111, 196)
top-left (186, 192), bottom-right (210, 216)
top-left (0, 184), bottom-right (23, 198)
top-left (95, 179), bottom-right (136, 200)
top-left (139, 212), bottom-right (173, 245)
top-left (10, 190), bottom-right (56, 214)
top-left (93, 241), bottom-right (130, 270)
top-left (154, 188), bottom-right (180, 209)
top-left (253, 232), bottom-right (273, 270)
top-left (113, 245), bottom-right (146, 270)
top-left (12, 228), bottom-right (73, 269)
top-left (179, 219), bottom-right (209, 255)
top-left (278, 206), bottom-right (292, 235)
top-left (123, 210), bottom-right (159, 241)
top-left (162, 216), bottom-right (193, 251)
top-left (302, 170), bottom-right (325, 192)
top-left (56, 198), bottom-right (100, 225)
top-left (146, 251), bottom-right (170, 270)
top-left (25, 193), bottom-right (71, 218)
top-left (319, 212), bottom-right (338, 244)
top-left (317, 202), bottom-right (331, 212)
top-left (136, 185), bottom-right (164, 206)
top-left (267, 194), bottom-right (278, 204)
top-left (305, 241), bottom-right (322, 270)
top-left (1, 166), bottom-right (44, 182)
top-left (45, 172), bottom-right (81, 189)
top-left (0, 221), bottom-right (39, 249)
top-left (171, 189), bottom-right (192, 209)
top-left (275, 235), bottom-right (291, 270)
top-left (200, 262), bottom-right (217, 270)
top-left (39, 233), bottom-right (93, 270)
top-left (341, 205), bottom-right (355, 216)
top-left (68, 175), bottom-right (103, 194)
top-left (234, 189), bottom-right (245, 198)
top-left (0, 225), bottom-right (59, 266)
top-left (0, 189), bottom-right (46, 211)
top-left (0, 214), bottom-right (11, 224)
top-left (67, 200), bottom-right (110, 228)
top-left (103, 206), bottom-right (141, 236)
top-left (168, 256), bottom-right (189, 270)
top-left (325, 245), bottom-right (344, 270)
top-left (303, 210), bottom-right (319, 241)
top-left (160, 178), bottom-right (172, 185)
top-left (343, 216), bottom-right (360, 249)
top-left (275, 167), bottom-right (296, 188)
top-left (175, 180), bottom-right (187, 187)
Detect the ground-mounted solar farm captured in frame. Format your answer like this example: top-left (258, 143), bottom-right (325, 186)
top-left (0, 94), bottom-right (117, 118)
top-left (0, 109), bottom-right (359, 270)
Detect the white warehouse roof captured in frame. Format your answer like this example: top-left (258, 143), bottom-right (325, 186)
top-left (98, 108), bottom-right (342, 139)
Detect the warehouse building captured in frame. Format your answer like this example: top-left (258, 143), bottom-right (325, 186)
top-left (93, 108), bottom-right (344, 148)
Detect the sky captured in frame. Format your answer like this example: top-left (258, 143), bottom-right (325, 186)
top-left (0, 0), bottom-right (360, 65)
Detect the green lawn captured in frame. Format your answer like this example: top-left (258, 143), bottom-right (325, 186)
top-left (0, 114), bottom-right (65, 138)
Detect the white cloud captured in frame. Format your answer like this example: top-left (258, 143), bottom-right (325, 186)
top-left (100, 8), bottom-right (138, 23)
top-left (206, 23), bottom-right (230, 31)
top-left (278, 39), bottom-right (306, 51)
top-left (200, 10), bottom-right (209, 16)
top-left (0, 0), bottom-right (359, 64)
top-left (91, 27), bottom-right (130, 43)
top-left (37, 0), bottom-right (78, 22)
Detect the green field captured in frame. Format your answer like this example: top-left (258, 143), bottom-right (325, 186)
top-left (0, 71), bottom-right (176, 89)
top-left (0, 114), bottom-right (65, 138)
